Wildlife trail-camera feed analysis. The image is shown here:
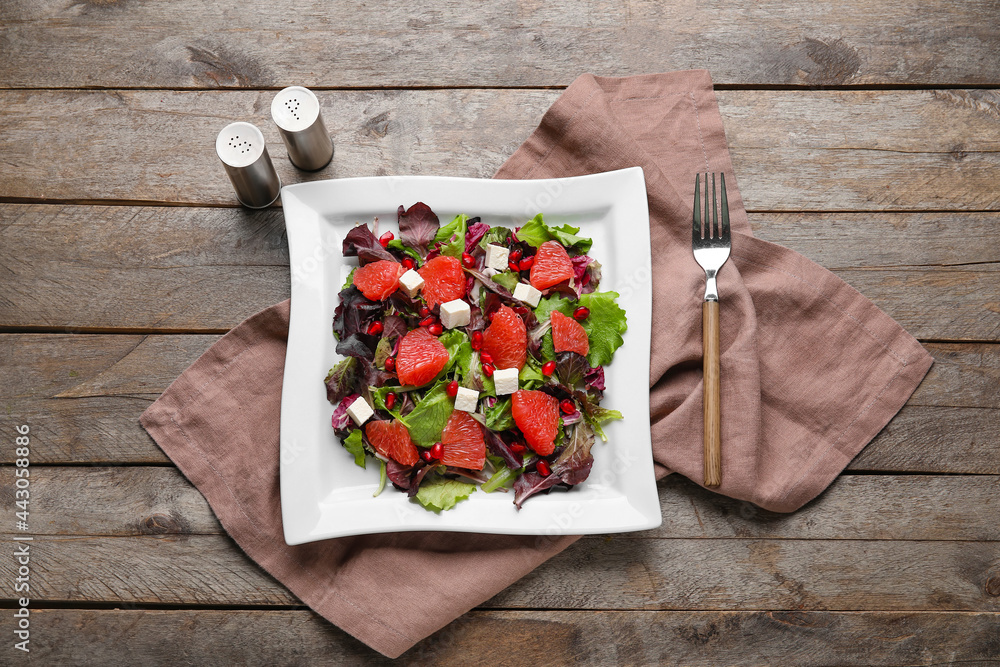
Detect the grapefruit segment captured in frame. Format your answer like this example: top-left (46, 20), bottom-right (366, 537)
top-left (482, 305), bottom-right (527, 370)
top-left (511, 389), bottom-right (560, 456)
top-left (529, 241), bottom-right (573, 290)
top-left (365, 419), bottom-right (419, 466)
top-left (551, 310), bottom-right (590, 356)
top-left (417, 255), bottom-right (466, 308)
top-left (352, 260), bottom-right (404, 301)
top-left (396, 328), bottom-right (450, 386)
top-left (440, 411), bottom-right (487, 470)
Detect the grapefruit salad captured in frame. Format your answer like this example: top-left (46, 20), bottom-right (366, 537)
top-left (325, 202), bottom-right (628, 512)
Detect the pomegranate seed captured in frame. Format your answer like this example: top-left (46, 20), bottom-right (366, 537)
top-left (401, 257), bottom-right (415, 270)
top-left (542, 360), bottom-right (557, 376)
top-left (512, 305), bottom-right (529, 318)
top-left (509, 443), bottom-right (526, 454)
top-left (367, 321), bottom-right (384, 336)
top-left (509, 248), bottom-right (522, 263)
top-left (461, 252), bottom-right (475, 268)
top-left (430, 442), bottom-right (443, 460)
top-left (428, 323), bottom-right (444, 336)
top-left (480, 351), bottom-right (493, 365)
top-left (384, 356), bottom-right (395, 372)
top-left (508, 261), bottom-right (521, 273)
top-left (482, 363), bottom-right (495, 378)
top-left (420, 450), bottom-right (435, 463)
top-left (536, 459), bottom-right (552, 477)
top-left (385, 392), bottom-right (397, 410)
top-left (560, 399), bottom-right (576, 414)
top-left (419, 315), bottom-right (437, 327)
top-left (379, 231), bottom-right (394, 248)
top-left (519, 256), bottom-right (534, 271)
top-left (470, 331), bottom-right (483, 350)
top-left (446, 380), bottom-right (459, 397)
top-left (418, 305), bottom-right (431, 318)
top-left (573, 306), bottom-right (590, 321)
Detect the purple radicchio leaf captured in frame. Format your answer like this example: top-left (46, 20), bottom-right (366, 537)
top-left (555, 351), bottom-right (589, 387)
top-left (513, 470), bottom-right (562, 509)
top-left (386, 460), bottom-right (415, 490)
top-left (333, 286), bottom-right (384, 340)
top-left (331, 393), bottom-right (359, 435)
top-left (571, 255), bottom-right (592, 282)
top-left (336, 333), bottom-right (377, 360)
top-left (584, 365), bottom-right (606, 392)
top-left (551, 421), bottom-right (596, 486)
top-left (465, 219), bottom-right (489, 253)
top-left (398, 202), bottom-right (440, 257)
top-left (343, 224), bottom-right (396, 265)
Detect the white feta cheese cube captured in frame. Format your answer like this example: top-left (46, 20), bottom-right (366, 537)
top-left (485, 244), bottom-right (509, 271)
top-left (512, 281), bottom-right (542, 308)
top-left (398, 269), bottom-right (424, 298)
top-left (493, 367), bottom-right (520, 395)
top-left (454, 386), bottom-right (479, 412)
top-left (439, 298), bottom-right (471, 329)
top-left (346, 396), bottom-right (374, 426)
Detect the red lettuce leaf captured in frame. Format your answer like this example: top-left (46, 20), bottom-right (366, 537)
top-left (398, 202), bottom-right (440, 256)
top-left (465, 219), bottom-right (489, 253)
top-left (343, 224), bottom-right (396, 264)
top-left (513, 470), bottom-right (562, 509)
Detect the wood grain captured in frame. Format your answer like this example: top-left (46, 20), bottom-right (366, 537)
top-left (1, 90), bottom-right (998, 210)
top-left (1, 533), bottom-right (997, 611)
top-left (9, 609), bottom-right (999, 666)
top-left (2, 205), bottom-right (999, 338)
top-left (1, 1), bottom-right (998, 88)
top-left (14, 466), bottom-right (1000, 542)
top-left (4, 334), bottom-right (997, 470)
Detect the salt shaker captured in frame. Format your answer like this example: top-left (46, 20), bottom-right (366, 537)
top-left (215, 122), bottom-right (281, 208)
top-left (270, 86), bottom-right (334, 171)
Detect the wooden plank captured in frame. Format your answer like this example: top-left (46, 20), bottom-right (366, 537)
top-left (18, 466), bottom-right (1000, 541)
top-left (2, 205), bottom-right (999, 338)
top-left (1, 534), bottom-right (997, 611)
top-left (15, 609), bottom-right (1000, 666)
top-left (1, 90), bottom-right (999, 210)
top-left (4, 334), bottom-right (998, 470)
top-left (1, 1), bottom-right (998, 88)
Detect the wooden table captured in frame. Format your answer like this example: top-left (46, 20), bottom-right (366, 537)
top-left (2, 2), bottom-right (999, 663)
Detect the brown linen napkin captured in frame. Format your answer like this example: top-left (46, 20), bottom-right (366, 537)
top-left (141, 70), bottom-right (933, 658)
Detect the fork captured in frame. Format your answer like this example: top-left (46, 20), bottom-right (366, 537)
top-left (692, 173), bottom-right (731, 487)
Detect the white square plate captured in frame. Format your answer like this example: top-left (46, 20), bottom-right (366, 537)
top-left (279, 168), bottom-right (659, 545)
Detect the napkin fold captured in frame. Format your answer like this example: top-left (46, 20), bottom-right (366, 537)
top-left (141, 70), bottom-right (933, 658)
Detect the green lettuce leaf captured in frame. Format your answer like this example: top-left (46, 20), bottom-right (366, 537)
top-left (479, 226), bottom-right (512, 249)
top-left (439, 329), bottom-right (472, 379)
top-left (534, 293), bottom-right (575, 323)
top-left (518, 356), bottom-right (546, 389)
top-left (415, 477), bottom-right (477, 512)
top-left (342, 429), bottom-right (366, 468)
top-left (484, 397), bottom-right (515, 431)
top-left (386, 238), bottom-right (421, 264)
top-left (517, 214), bottom-right (593, 253)
top-left (434, 214), bottom-right (469, 259)
top-left (578, 291), bottom-right (628, 366)
top-left (490, 270), bottom-right (520, 292)
top-left (400, 379), bottom-right (453, 446)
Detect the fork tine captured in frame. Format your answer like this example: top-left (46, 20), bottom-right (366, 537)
top-left (711, 173), bottom-right (719, 239)
top-left (720, 172), bottom-right (730, 238)
top-left (693, 173), bottom-right (702, 240)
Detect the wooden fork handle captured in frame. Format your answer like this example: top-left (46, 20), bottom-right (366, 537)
top-left (703, 300), bottom-right (722, 487)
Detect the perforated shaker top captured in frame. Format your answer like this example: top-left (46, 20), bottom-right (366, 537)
top-left (270, 86), bottom-right (320, 133)
top-left (215, 122), bottom-right (266, 169)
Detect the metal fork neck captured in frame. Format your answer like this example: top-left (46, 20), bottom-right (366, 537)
top-left (703, 271), bottom-right (719, 301)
